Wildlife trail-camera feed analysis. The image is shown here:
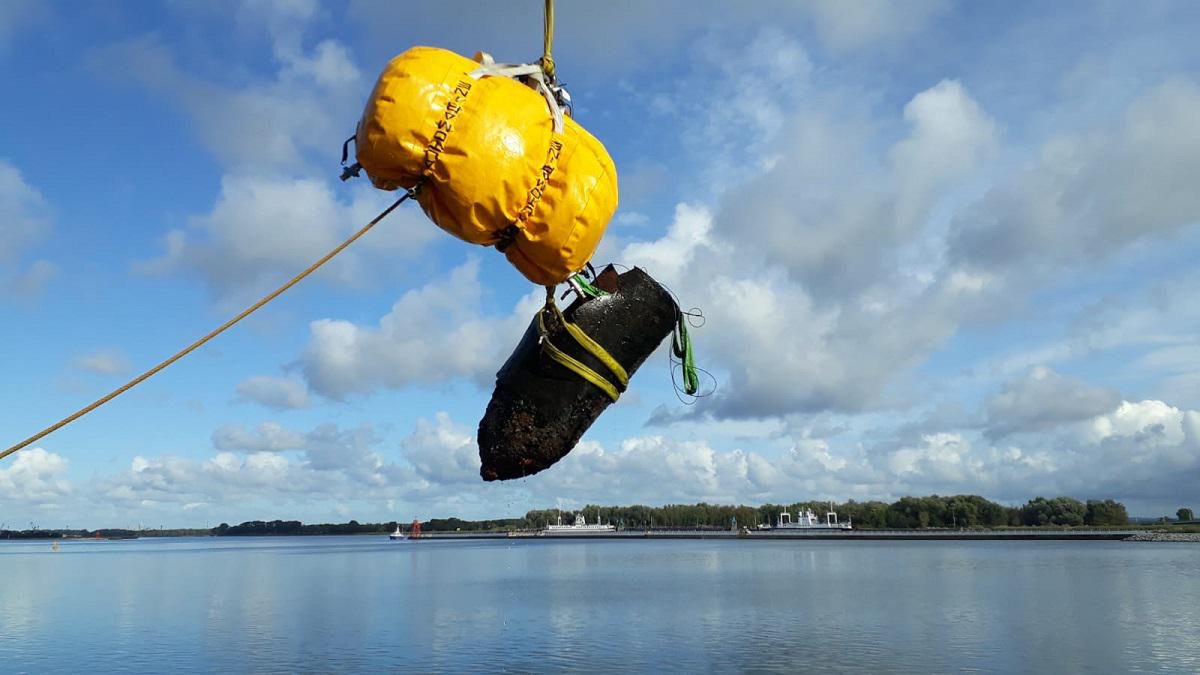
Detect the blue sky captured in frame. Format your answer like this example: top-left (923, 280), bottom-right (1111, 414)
top-left (3, 1), bottom-right (1199, 528)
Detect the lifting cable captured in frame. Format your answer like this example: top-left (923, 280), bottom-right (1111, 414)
top-left (0, 192), bottom-right (414, 463)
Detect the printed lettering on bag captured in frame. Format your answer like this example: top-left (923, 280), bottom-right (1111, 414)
top-left (517, 140), bottom-right (563, 223)
top-left (424, 79), bottom-right (472, 170)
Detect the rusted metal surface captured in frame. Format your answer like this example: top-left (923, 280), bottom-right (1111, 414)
top-left (478, 266), bottom-right (676, 481)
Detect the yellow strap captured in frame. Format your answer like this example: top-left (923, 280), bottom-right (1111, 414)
top-left (536, 287), bottom-right (628, 402)
top-left (0, 192), bottom-right (414, 463)
top-left (557, 310), bottom-right (629, 387)
top-left (538, 312), bottom-right (621, 402)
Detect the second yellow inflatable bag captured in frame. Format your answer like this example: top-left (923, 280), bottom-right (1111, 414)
top-left (354, 47), bottom-right (618, 286)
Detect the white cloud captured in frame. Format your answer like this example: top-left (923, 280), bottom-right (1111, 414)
top-left (803, 0), bottom-right (949, 51)
top-left (34, 391), bottom-right (1200, 524)
top-left (0, 447), bottom-right (71, 504)
top-left (715, 77), bottom-right (997, 296)
top-left (889, 432), bottom-right (979, 482)
top-left (0, 162), bottom-right (55, 301)
top-left (985, 367), bottom-right (1121, 439)
top-left (890, 80), bottom-right (999, 233)
top-left (949, 79), bottom-right (1200, 274)
top-left (400, 413), bottom-right (480, 485)
top-left (75, 349), bottom-right (131, 376)
top-left (236, 375), bottom-right (309, 410)
top-left (90, 24), bottom-right (361, 175)
top-left (613, 62), bottom-right (1200, 423)
top-left (137, 175), bottom-right (435, 304)
top-left (0, 160), bottom-right (51, 263)
top-left (300, 259), bottom-right (541, 398)
top-left (98, 422), bottom-right (398, 516)
top-left (94, 20), bottom-right (436, 303)
top-left (659, 28), bottom-right (816, 191)
top-left (212, 421), bottom-right (306, 453)
top-left (621, 203), bottom-right (712, 286)
top-left (1080, 400), bottom-right (1191, 448)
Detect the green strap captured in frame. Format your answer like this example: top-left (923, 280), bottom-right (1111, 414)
top-left (673, 311), bottom-right (699, 396)
top-left (570, 273), bottom-right (607, 299)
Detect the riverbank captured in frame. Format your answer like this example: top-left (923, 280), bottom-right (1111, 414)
top-left (424, 528), bottom-right (1146, 541)
top-left (1124, 532), bottom-right (1200, 542)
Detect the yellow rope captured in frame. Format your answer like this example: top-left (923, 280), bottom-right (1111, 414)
top-left (0, 193), bottom-right (412, 463)
top-left (541, 0), bottom-right (556, 82)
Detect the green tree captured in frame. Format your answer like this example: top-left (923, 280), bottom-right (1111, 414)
top-left (1178, 508), bottom-right (1194, 522)
top-left (1021, 497), bottom-right (1086, 526)
top-left (1085, 499), bottom-right (1130, 526)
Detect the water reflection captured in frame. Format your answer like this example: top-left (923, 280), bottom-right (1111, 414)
top-left (2, 537), bottom-right (1197, 672)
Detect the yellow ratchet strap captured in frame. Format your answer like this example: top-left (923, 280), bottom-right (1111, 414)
top-left (537, 288), bottom-right (629, 401)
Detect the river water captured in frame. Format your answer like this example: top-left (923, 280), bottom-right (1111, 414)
top-left (1, 536), bottom-right (1196, 673)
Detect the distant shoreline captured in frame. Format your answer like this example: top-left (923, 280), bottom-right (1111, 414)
top-left (7, 528), bottom-right (1199, 542)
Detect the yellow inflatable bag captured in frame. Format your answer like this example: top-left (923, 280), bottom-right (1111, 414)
top-left (353, 46), bottom-right (618, 286)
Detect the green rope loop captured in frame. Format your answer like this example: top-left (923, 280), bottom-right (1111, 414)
top-left (672, 310), bottom-right (699, 396)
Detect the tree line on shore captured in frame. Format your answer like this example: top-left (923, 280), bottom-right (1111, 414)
top-left (10, 495), bottom-right (1189, 540)
top-left (523, 495), bottom-right (1132, 530)
top-left (212, 495), bottom-right (1134, 536)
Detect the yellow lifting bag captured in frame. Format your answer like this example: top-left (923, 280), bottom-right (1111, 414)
top-left (354, 46), bottom-right (618, 286)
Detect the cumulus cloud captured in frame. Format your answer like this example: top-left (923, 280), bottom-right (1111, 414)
top-left (98, 422), bottom-right (398, 516)
top-left (0, 447), bottom-right (71, 504)
top-left (715, 76), bottom-right (997, 296)
top-left (400, 413), bottom-right (480, 485)
top-left (984, 367), bottom-right (1121, 439)
top-left (89, 25), bottom-right (362, 174)
top-left (46, 391), bottom-right (1200, 524)
top-left (506, 396), bottom-right (1198, 511)
top-left (300, 259), bottom-right (541, 398)
top-left (236, 375), bottom-right (309, 410)
top-left (137, 175), bottom-right (436, 304)
top-left (95, 17), bottom-right (437, 303)
top-left (212, 421), bottom-right (306, 453)
top-left (210, 421), bottom-right (384, 478)
top-left (621, 203), bottom-right (985, 416)
top-left (616, 53), bottom-right (1200, 423)
top-left (949, 79), bottom-right (1200, 275)
top-left (75, 349), bottom-right (131, 376)
top-left (589, 54), bottom-right (1008, 418)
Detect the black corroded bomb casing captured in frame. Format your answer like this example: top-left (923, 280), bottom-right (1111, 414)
top-left (478, 266), bottom-right (676, 481)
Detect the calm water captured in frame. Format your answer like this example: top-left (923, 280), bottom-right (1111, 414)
top-left (1, 536), bottom-right (1197, 673)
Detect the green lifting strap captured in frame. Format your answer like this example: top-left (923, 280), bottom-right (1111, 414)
top-left (673, 310), bottom-right (699, 396)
